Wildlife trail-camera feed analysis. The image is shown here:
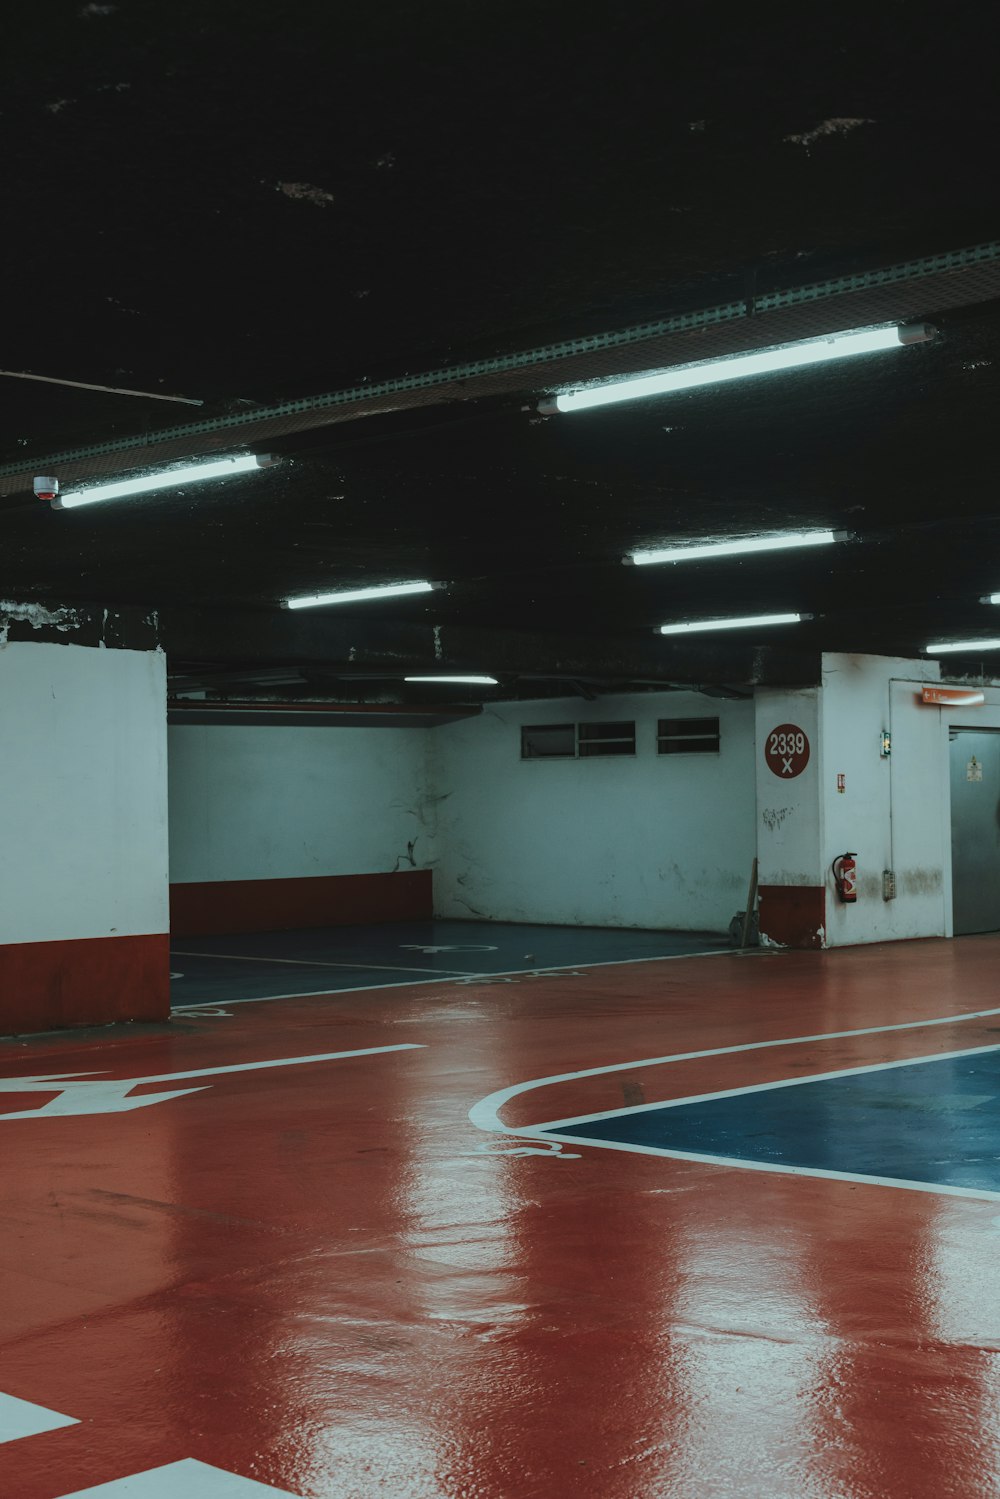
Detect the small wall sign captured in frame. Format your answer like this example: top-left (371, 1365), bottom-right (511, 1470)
top-left (765, 724), bottom-right (810, 778)
top-left (921, 686), bottom-right (986, 707)
top-left (837, 773), bottom-right (846, 793)
top-left (968, 756), bottom-right (983, 782)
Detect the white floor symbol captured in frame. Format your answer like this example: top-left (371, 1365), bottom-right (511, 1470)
top-left (0, 1044), bottom-right (424, 1120)
top-left (399, 943), bottom-right (498, 953)
top-left (59, 1458), bottom-right (302, 1496)
top-left (0, 1391), bottom-right (78, 1444)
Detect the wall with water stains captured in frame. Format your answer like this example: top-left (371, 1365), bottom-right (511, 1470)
top-left (429, 691), bottom-right (756, 932)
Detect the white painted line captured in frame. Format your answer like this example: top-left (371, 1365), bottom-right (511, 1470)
top-left (175, 976), bottom-right (447, 1010)
top-left (174, 947), bottom-right (730, 1011)
top-left (533, 1040), bottom-right (1000, 1131)
top-left (469, 1006), bottom-right (1000, 1202)
top-left (121, 1042), bottom-right (424, 1087)
top-left (0, 1044), bottom-right (425, 1120)
top-left (0, 1390), bottom-right (78, 1444)
top-left (510, 1125), bottom-right (1000, 1204)
top-left (58, 1458), bottom-right (302, 1496)
top-left (468, 1003), bottom-right (1000, 1134)
top-left (171, 949), bottom-right (471, 977)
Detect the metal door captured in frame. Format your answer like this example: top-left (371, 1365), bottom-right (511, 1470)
top-left (950, 730), bottom-right (1000, 934)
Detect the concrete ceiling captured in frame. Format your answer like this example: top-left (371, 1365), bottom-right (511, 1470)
top-left (2, 3), bottom-right (998, 701)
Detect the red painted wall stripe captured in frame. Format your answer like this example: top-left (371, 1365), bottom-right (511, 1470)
top-left (757, 885), bottom-right (827, 950)
top-left (169, 870), bottom-right (433, 936)
top-left (0, 932), bottom-right (170, 1037)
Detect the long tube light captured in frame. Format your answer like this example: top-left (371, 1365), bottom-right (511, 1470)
top-left (658, 612), bottom-right (807, 636)
top-left (54, 454), bottom-right (276, 509)
top-left (540, 324), bottom-right (934, 415)
top-left (628, 530), bottom-right (840, 566)
top-left (405, 675), bottom-right (498, 685)
top-left (926, 638), bottom-right (1000, 654)
top-left (981, 593), bottom-right (1000, 605)
top-left (283, 581), bottom-right (438, 610)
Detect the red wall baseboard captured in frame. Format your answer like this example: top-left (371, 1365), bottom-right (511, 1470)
top-left (169, 870), bottom-right (433, 937)
top-left (0, 932), bottom-right (170, 1037)
top-left (758, 885), bottom-right (827, 950)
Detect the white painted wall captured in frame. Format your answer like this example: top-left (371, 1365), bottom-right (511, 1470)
top-left (167, 657), bottom-right (1000, 946)
top-left (0, 640), bottom-right (168, 944)
top-left (168, 725), bottom-right (431, 882)
top-left (427, 692), bottom-right (756, 931)
top-left (821, 654), bottom-right (945, 945)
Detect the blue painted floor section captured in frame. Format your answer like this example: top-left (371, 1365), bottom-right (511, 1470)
top-left (550, 1048), bottom-right (1000, 1193)
top-left (170, 920), bottom-right (727, 1006)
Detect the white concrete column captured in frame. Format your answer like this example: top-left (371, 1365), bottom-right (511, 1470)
top-left (819, 653), bottom-right (945, 946)
top-left (0, 638), bottom-right (169, 1034)
top-left (755, 654), bottom-right (959, 949)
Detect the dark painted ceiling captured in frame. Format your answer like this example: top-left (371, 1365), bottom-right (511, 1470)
top-left (2, 3), bottom-right (999, 701)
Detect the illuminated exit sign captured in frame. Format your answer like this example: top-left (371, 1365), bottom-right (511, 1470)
top-left (920, 687), bottom-right (986, 706)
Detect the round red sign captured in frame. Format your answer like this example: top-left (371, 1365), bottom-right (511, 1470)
top-left (765, 723), bottom-right (810, 778)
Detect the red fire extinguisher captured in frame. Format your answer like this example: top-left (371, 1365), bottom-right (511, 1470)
top-left (832, 853), bottom-right (858, 903)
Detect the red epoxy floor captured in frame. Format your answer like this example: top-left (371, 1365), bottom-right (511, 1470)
top-left (4, 937), bottom-right (1000, 1496)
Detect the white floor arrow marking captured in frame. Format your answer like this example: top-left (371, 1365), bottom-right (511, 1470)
top-left (399, 943), bottom-right (498, 953)
top-left (0, 1391), bottom-right (78, 1445)
top-left (58, 1458), bottom-right (302, 1496)
top-left (0, 1044), bottom-right (423, 1120)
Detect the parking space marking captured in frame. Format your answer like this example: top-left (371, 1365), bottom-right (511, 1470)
top-left (172, 949), bottom-right (469, 976)
top-left (174, 948), bottom-right (730, 1011)
top-left (58, 1459), bottom-right (302, 1496)
top-left (0, 1390), bottom-right (78, 1445)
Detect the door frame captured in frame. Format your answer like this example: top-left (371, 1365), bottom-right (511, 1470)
top-left (942, 714), bottom-right (1000, 938)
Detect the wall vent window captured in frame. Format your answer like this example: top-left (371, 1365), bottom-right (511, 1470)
top-left (521, 721), bottom-right (638, 759)
top-left (521, 723), bottom-right (576, 759)
top-left (578, 721), bottom-right (636, 757)
top-left (657, 716), bottom-right (721, 754)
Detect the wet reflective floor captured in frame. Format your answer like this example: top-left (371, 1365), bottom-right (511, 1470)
top-left (4, 933), bottom-right (1000, 1496)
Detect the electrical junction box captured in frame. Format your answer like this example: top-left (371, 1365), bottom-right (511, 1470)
top-left (880, 730), bottom-right (891, 758)
top-left (883, 870), bottom-right (897, 901)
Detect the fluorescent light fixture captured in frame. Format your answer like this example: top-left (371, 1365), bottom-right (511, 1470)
top-left (540, 323), bottom-right (933, 415)
top-left (925, 638), bottom-right (1000, 654)
top-left (284, 580), bottom-right (437, 610)
top-left (629, 530), bottom-right (839, 566)
top-left (405, 675), bottom-right (498, 685)
top-left (658, 612), bottom-right (807, 636)
top-left (55, 454), bottom-right (275, 509)
top-left (981, 593), bottom-right (1000, 605)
